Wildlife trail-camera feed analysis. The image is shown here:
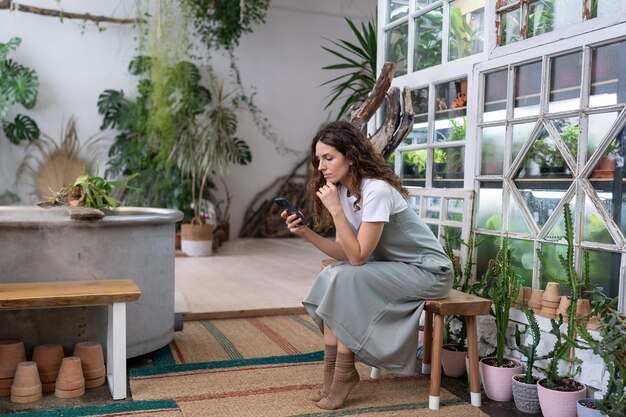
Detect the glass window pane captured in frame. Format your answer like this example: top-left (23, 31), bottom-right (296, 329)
top-left (409, 195), bottom-right (421, 215)
top-left (484, 69), bottom-right (507, 122)
top-left (528, 0), bottom-right (582, 39)
top-left (499, 8), bottom-right (520, 46)
top-left (591, 41), bottom-right (626, 107)
top-left (514, 61), bottom-right (541, 118)
top-left (443, 226), bottom-right (462, 250)
top-left (414, 8), bottom-right (443, 71)
top-left (514, 186), bottom-right (569, 229)
top-left (447, 199), bottom-right (464, 221)
top-left (481, 125), bottom-right (506, 175)
top-left (516, 127), bottom-right (572, 179)
top-left (435, 79), bottom-right (467, 142)
top-left (540, 242), bottom-right (568, 290)
top-left (549, 52), bottom-right (582, 112)
top-left (582, 195), bottom-right (614, 245)
top-left (587, 113), bottom-right (619, 161)
top-left (476, 234), bottom-right (499, 282)
top-left (512, 121), bottom-right (537, 164)
top-left (509, 194), bottom-right (532, 235)
top-left (549, 117), bottom-right (579, 161)
top-left (388, 0), bottom-right (409, 22)
top-left (477, 182), bottom-right (503, 231)
top-left (448, 0), bottom-right (484, 61)
top-left (583, 248), bottom-right (620, 298)
top-left (510, 238), bottom-right (534, 287)
top-left (433, 146), bottom-right (464, 181)
top-left (416, 0), bottom-right (439, 11)
top-left (593, 0), bottom-right (622, 18)
top-left (404, 88), bottom-right (429, 145)
top-left (386, 23), bottom-right (408, 77)
top-left (425, 197), bottom-right (441, 219)
top-left (400, 149), bottom-right (427, 187)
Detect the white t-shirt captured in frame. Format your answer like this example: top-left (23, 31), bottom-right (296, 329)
top-left (339, 178), bottom-right (408, 230)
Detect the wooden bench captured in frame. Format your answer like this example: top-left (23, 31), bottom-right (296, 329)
top-left (0, 279), bottom-right (141, 400)
top-left (319, 260), bottom-right (491, 410)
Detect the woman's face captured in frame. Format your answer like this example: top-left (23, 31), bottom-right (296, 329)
top-left (315, 141), bottom-right (352, 187)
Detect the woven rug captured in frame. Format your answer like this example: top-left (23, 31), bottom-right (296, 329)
top-left (128, 315), bottom-right (489, 417)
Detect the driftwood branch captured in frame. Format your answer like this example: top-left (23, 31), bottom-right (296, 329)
top-left (348, 62), bottom-right (395, 130)
top-left (0, 0), bottom-right (139, 24)
top-left (369, 87), bottom-right (401, 154)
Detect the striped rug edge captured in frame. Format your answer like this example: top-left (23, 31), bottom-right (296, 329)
top-left (129, 351), bottom-right (324, 377)
top-left (286, 398), bottom-right (466, 417)
top-left (9, 400), bottom-right (179, 417)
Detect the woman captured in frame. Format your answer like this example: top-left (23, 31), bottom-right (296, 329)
top-left (281, 121), bottom-right (453, 410)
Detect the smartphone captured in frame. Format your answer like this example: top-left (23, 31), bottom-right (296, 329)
top-left (274, 197), bottom-right (309, 226)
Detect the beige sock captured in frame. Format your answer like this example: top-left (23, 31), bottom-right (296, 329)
top-left (310, 344), bottom-right (337, 402)
top-left (316, 351), bottom-right (360, 410)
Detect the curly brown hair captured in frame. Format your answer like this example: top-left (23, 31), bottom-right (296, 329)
top-left (308, 121), bottom-right (408, 226)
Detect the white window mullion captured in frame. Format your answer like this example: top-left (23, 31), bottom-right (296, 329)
top-left (465, 69), bottom-right (479, 189)
top-left (441, 0), bottom-right (450, 65)
top-left (407, 13), bottom-right (415, 76)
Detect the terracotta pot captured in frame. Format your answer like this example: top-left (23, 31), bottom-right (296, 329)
top-left (441, 345), bottom-right (467, 378)
top-left (55, 357), bottom-right (85, 392)
top-left (0, 340), bottom-right (26, 379)
top-left (528, 289), bottom-right (544, 314)
top-left (11, 362), bottom-right (42, 402)
top-left (73, 342), bottom-right (105, 381)
top-left (556, 296), bottom-right (571, 322)
top-left (55, 385), bottom-right (85, 399)
top-left (512, 374), bottom-right (541, 414)
top-left (539, 307), bottom-right (557, 319)
top-left (32, 344), bottom-right (64, 384)
top-left (537, 378), bottom-right (586, 417)
top-left (181, 223), bottom-right (213, 257)
top-left (514, 287), bottom-right (533, 309)
top-left (543, 282), bottom-right (561, 303)
top-left (591, 155), bottom-right (615, 179)
top-left (575, 299), bottom-right (592, 324)
top-left (586, 316), bottom-right (602, 331)
top-left (480, 357), bottom-right (524, 402)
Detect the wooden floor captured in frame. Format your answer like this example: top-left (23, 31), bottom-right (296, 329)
top-left (175, 238), bottom-right (328, 319)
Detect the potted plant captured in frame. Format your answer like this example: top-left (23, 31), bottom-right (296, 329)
top-left (170, 81), bottom-right (251, 256)
top-left (512, 303), bottom-right (544, 414)
top-left (536, 203), bottom-right (588, 417)
top-left (480, 236), bottom-right (524, 402)
top-left (577, 295), bottom-right (625, 417)
top-left (440, 233), bottom-right (476, 377)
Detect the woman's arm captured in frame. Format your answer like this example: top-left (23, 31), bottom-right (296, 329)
top-left (281, 211), bottom-right (347, 261)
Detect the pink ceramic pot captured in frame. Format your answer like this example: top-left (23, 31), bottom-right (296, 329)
top-left (479, 357), bottom-right (523, 402)
top-left (537, 378), bottom-right (586, 417)
top-left (441, 345), bottom-right (467, 378)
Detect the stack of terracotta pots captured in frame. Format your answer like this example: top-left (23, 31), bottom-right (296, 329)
top-left (528, 289), bottom-right (544, 315)
top-left (512, 286), bottom-right (532, 309)
top-left (55, 357), bottom-right (85, 398)
top-left (555, 296), bottom-right (571, 322)
top-left (32, 344), bottom-right (64, 393)
top-left (73, 342), bottom-right (106, 388)
top-left (540, 282), bottom-right (561, 319)
top-left (575, 299), bottom-right (592, 326)
top-left (0, 340), bottom-right (26, 398)
top-left (10, 362), bottom-right (42, 403)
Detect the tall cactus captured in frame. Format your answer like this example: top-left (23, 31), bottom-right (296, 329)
top-left (514, 305), bottom-right (541, 384)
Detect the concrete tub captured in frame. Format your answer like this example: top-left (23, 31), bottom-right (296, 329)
top-left (0, 206), bottom-right (183, 358)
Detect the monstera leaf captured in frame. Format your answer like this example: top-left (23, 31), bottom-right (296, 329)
top-left (4, 114), bottom-right (40, 144)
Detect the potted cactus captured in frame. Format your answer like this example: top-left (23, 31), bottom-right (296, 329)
top-left (480, 237), bottom-right (524, 402)
top-left (512, 304), bottom-right (543, 414)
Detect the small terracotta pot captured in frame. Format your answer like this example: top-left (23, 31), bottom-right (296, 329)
top-left (543, 282), bottom-right (561, 303)
top-left (0, 377), bottom-right (13, 397)
top-left (32, 344), bottom-right (64, 384)
top-left (539, 306), bottom-right (557, 319)
top-left (55, 357), bottom-right (85, 392)
top-left (0, 340), bottom-right (26, 379)
top-left (514, 286), bottom-right (532, 309)
top-left (55, 385), bottom-right (85, 399)
top-left (556, 296), bottom-right (571, 322)
top-left (85, 375), bottom-right (106, 389)
top-left (586, 315), bottom-right (602, 331)
top-left (528, 289), bottom-right (544, 313)
top-left (72, 342), bottom-right (105, 381)
top-left (575, 299), bottom-right (592, 324)
top-left (11, 362), bottom-right (42, 401)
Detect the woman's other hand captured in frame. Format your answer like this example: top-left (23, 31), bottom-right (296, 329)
top-left (281, 210), bottom-right (308, 235)
top-left (316, 182), bottom-right (342, 216)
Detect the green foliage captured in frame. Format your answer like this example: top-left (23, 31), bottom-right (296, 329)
top-left (321, 16), bottom-right (377, 120)
top-left (182, 0), bottom-right (269, 51)
top-left (514, 305), bottom-right (541, 384)
top-left (68, 170), bottom-right (138, 210)
top-left (0, 37), bottom-right (40, 144)
top-left (578, 299), bottom-right (626, 417)
top-left (448, 7), bottom-right (483, 61)
top-left (414, 10), bottom-right (443, 70)
top-left (485, 237), bottom-right (522, 366)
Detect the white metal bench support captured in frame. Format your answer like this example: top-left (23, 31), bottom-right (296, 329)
top-left (107, 302), bottom-right (127, 400)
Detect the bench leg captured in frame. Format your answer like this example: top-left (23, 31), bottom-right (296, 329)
top-left (107, 302), bottom-right (127, 400)
top-left (466, 316), bottom-right (481, 407)
top-left (428, 314), bottom-right (444, 410)
top-left (370, 367), bottom-right (381, 379)
top-left (422, 311), bottom-right (433, 375)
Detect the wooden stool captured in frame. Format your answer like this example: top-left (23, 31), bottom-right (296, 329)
top-left (370, 289), bottom-right (491, 410)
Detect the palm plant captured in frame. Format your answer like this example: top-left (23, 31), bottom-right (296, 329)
top-left (0, 37), bottom-right (40, 144)
top-left (170, 81), bottom-right (251, 224)
top-left (321, 16), bottom-right (377, 120)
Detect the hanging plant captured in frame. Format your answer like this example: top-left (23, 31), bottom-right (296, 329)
top-left (0, 37), bottom-right (40, 144)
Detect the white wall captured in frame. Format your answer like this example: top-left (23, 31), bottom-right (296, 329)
top-left (0, 0), bottom-right (377, 236)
